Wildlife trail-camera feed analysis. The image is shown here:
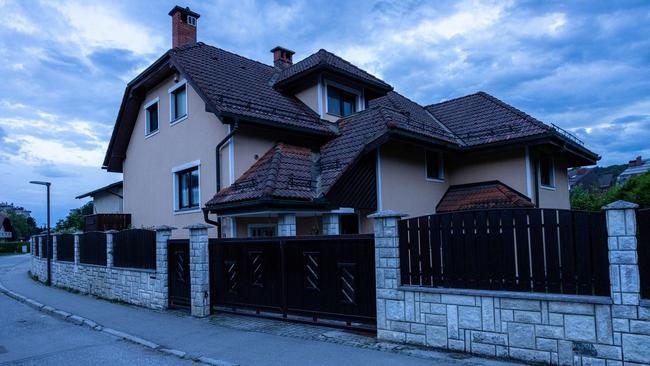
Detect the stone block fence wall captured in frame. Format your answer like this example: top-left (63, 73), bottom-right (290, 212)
top-left (30, 227), bottom-right (173, 310)
top-left (370, 202), bottom-right (650, 366)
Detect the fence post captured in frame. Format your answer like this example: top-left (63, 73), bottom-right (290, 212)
top-left (322, 214), bottom-right (340, 235)
top-left (73, 231), bottom-right (81, 268)
top-left (106, 230), bottom-right (117, 268)
top-left (186, 223), bottom-right (211, 317)
top-left (155, 226), bottom-right (175, 310)
top-left (38, 236), bottom-right (43, 258)
top-left (603, 200), bottom-right (640, 305)
top-left (369, 210), bottom-right (407, 336)
top-left (52, 234), bottom-right (58, 262)
top-left (278, 214), bottom-right (296, 236)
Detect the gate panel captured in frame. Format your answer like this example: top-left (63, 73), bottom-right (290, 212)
top-left (168, 240), bottom-right (190, 308)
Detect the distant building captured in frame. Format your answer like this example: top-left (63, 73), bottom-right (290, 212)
top-left (0, 214), bottom-right (15, 241)
top-left (0, 202), bottom-right (31, 217)
top-left (618, 156), bottom-right (650, 185)
top-left (568, 167), bottom-right (596, 190)
top-left (75, 181), bottom-right (124, 214)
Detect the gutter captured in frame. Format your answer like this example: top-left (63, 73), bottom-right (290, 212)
top-left (203, 121), bottom-right (239, 237)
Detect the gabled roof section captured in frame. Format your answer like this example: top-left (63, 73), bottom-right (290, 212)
top-left (425, 92), bottom-right (552, 146)
top-left (76, 181), bottom-right (123, 199)
top-left (207, 143), bottom-right (318, 205)
top-left (274, 49), bottom-right (392, 92)
top-left (436, 181), bottom-right (535, 213)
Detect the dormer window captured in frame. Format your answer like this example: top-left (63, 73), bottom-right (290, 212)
top-left (327, 85), bottom-right (357, 117)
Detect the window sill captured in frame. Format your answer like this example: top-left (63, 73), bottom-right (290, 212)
top-left (540, 185), bottom-right (556, 191)
top-left (169, 115), bottom-right (188, 126)
top-left (145, 130), bottom-right (159, 139)
top-left (173, 208), bottom-right (201, 216)
top-left (426, 177), bottom-right (445, 183)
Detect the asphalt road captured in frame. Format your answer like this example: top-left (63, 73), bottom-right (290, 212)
top-left (0, 256), bottom-right (194, 366)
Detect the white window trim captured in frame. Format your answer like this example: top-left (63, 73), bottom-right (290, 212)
top-left (172, 160), bottom-right (201, 214)
top-left (538, 155), bottom-right (556, 190)
top-left (247, 223), bottom-right (278, 237)
top-left (169, 79), bottom-right (188, 125)
top-left (324, 79), bottom-right (364, 117)
top-left (143, 97), bottom-right (160, 137)
top-left (425, 150), bottom-right (445, 182)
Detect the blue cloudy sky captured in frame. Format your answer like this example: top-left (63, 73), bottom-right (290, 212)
top-left (0, 0), bottom-right (649, 225)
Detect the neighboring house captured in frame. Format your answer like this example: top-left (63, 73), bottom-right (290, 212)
top-left (102, 6), bottom-right (599, 238)
top-left (0, 214), bottom-right (15, 241)
top-left (568, 167), bottom-right (596, 190)
top-left (0, 202), bottom-right (31, 217)
top-left (618, 156), bottom-right (650, 185)
top-left (75, 181), bottom-right (124, 214)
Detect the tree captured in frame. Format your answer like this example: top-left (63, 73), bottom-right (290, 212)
top-left (3, 209), bottom-right (39, 240)
top-left (54, 202), bottom-right (94, 232)
top-left (571, 170), bottom-right (650, 210)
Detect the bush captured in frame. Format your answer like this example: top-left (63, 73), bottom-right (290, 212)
top-left (0, 241), bottom-right (30, 253)
top-left (571, 170), bottom-right (650, 210)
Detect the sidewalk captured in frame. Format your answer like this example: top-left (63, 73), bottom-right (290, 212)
top-left (0, 255), bottom-right (520, 366)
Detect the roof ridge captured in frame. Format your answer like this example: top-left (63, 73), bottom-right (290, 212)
top-left (182, 42), bottom-right (276, 71)
top-left (425, 91), bottom-right (484, 109)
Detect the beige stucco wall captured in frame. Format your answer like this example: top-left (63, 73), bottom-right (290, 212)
top-left (233, 132), bottom-right (276, 180)
top-left (122, 76), bottom-right (228, 238)
top-left (379, 142), bottom-right (449, 217)
top-left (296, 83), bottom-right (319, 115)
top-left (93, 188), bottom-right (123, 214)
top-left (448, 149), bottom-right (529, 195)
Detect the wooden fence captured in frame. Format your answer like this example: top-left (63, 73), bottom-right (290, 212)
top-left (79, 231), bottom-right (107, 265)
top-left (638, 208), bottom-right (650, 299)
top-left (113, 229), bottom-right (156, 269)
top-left (398, 208), bottom-right (609, 296)
top-left (56, 234), bottom-right (74, 262)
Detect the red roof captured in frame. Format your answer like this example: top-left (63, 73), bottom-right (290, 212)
top-left (436, 181), bottom-right (534, 213)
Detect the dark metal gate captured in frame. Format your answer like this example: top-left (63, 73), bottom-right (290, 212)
top-left (168, 239), bottom-right (190, 308)
top-left (638, 208), bottom-right (650, 299)
top-left (209, 234), bottom-right (376, 330)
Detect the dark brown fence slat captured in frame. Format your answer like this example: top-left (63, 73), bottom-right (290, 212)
top-left (543, 209), bottom-right (561, 293)
top-left (638, 208), bottom-right (650, 299)
top-left (429, 214), bottom-right (442, 287)
top-left (451, 213), bottom-right (465, 288)
top-left (500, 210), bottom-right (517, 290)
top-left (408, 218), bottom-right (421, 285)
top-left (590, 212), bottom-right (610, 296)
top-left (462, 211), bottom-right (478, 289)
top-left (475, 210), bottom-right (490, 290)
top-left (398, 219), bottom-right (410, 285)
top-left (418, 216), bottom-right (433, 287)
top-left (440, 214), bottom-right (453, 288)
top-left (558, 210), bottom-right (577, 294)
top-left (528, 210), bottom-right (545, 292)
top-left (514, 210), bottom-right (531, 292)
top-left (573, 211), bottom-right (593, 295)
top-left (487, 210), bottom-right (503, 290)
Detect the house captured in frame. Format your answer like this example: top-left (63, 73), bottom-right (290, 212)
top-left (75, 181), bottom-right (124, 214)
top-left (618, 156), bottom-right (650, 185)
top-left (102, 6), bottom-right (598, 238)
top-left (0, 202), bottom-right (31, 217)
top-left (0, 214), bottom-right (15, 241)
top-left (568, 167), bottom-right (596, 190)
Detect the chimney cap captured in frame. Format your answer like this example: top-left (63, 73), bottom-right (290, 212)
top-left (168, 5), bottom-right (201, 19)
top-left (270, 46), bottom-right (295, 55)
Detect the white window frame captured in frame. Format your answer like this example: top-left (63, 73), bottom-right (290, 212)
top-left (186, 15), bottom-right (197, 26)
top-left (143, 97), bottom-right (160, 137)
top-left (424, 150), bottom-right (445, 182)
top-left (168, 79), bottom-right (188, 125)
top-left (247, 224), bottom-right (277, 237)
top-left (172, 160), bottom-right (201, 214)
top-left (538, 155), bottom-right (556, 190)
top-left (324, 80), bottom-right (364, 117)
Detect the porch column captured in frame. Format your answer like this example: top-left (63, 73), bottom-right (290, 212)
top-left (603, 200), bottom-right (640, 305)
top-left (186, 223), bottom-right (211, 317)
top-left (278, 213), bottom-right (296, 236)
top-left (322, 214), bottom-right (340, 235)
top-left (369, 210), bottom-right (407, 335)
top-left (154, 226), bottom-right (175, 311)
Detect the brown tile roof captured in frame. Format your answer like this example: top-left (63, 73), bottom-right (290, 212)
top-left (275, 49), bottom-right (392, 92)
top-left (436, 181), bottom-right (534, 213)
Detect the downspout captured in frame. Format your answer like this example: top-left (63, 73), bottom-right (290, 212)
top-left (203, 121), bottom-right (239, 237)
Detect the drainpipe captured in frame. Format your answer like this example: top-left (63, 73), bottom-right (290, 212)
top-left (203, 121), bottom-right (239, 237)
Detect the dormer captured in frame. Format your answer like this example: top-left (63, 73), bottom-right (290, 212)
top-left (272, 48), bottom-right (393, 122)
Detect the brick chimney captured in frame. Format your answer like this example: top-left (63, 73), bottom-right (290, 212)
top-left (270, 46), bottom-right (295, 69)
top-left (629, 156), bottom-right (643, 167)
top-left (169, 6), bottom-right (200, 48)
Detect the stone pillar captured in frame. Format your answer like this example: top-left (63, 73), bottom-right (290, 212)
top-left (52, 234), bottom-right (58, 262)
top-left (106, 230), bottom-right (116, 268)
top-left (369, 210), bottom-right (407, 336)
top-left (155, 226), bottom-right (175, 310)
top-left (186, 224), bottom-right (210, 317)
top-left (73, 232), bottom-right (81, 267)
top-left (603, 200), bottom-right (640, 305)
top-left (322, 214), bottom-right (340, 235)
top-left (38, 236), bottom-right (43, 258)
top-left (278, 213), bottom-right (296, 236)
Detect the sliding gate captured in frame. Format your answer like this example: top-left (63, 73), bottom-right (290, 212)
top-left (209, 234), bottom-right (376, 329)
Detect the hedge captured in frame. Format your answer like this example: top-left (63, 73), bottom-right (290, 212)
top-left (0, 241), bottom-right (30, 253)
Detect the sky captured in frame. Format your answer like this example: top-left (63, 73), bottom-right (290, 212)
top-left (0, 0), bottom-right (649, 226)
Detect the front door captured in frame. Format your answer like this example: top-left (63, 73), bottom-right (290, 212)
top-left (168, 240), bottom-right (190, 308)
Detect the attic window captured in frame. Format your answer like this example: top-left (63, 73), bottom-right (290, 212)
top-left (186, 15), bottom-right (197, 26)
top-left (169, 80), bottom-right (188, 123)
top-left (539, 154), bottom-right (555, 188)
top-left (144, 98), bottom-right (159, 136)
top-left (327, 86), bottom-right (357, 117)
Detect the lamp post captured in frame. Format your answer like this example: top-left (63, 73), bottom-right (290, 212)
top-left (29, 180), bottom-right (51, 286)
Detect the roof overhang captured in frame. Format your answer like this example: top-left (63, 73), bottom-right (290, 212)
top-left (274, 65), bottom-right (393, 95)
top-left (205, 197), bottom-right (328, 216)
top-left (76, 181), bottom-right (123, 199)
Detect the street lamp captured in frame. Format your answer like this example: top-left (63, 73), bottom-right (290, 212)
top-left (29, 180), bottom-right (51, 286)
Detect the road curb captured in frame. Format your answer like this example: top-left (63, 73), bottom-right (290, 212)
top-left (0, 281), bottom-right (238, 366)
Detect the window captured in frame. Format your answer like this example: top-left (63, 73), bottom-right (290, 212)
top-left (170, 82), bottom-right (187, 122)
top-left (248, 224), bottom-right (277, 237)
top-left (186, 15), bottom-right (197, 26)
top-left (327, 86), bottom-right (357, 117)
top-left (175, 166), bottom-right (199, 210)
top-left (539, 155), bottom-right (555, 188)
top-left (425, 150), bottom-right (444, 180)
top-left (144, 99), bottom-right (159, 135)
